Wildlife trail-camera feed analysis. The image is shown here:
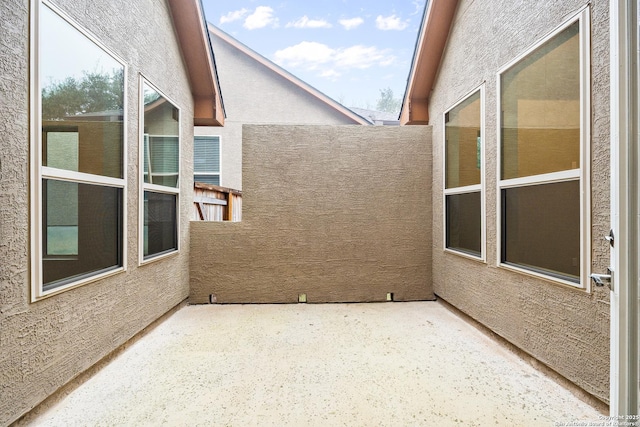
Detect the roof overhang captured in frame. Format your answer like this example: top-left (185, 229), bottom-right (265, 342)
top-left (167, 0), bottom-right (225, 126)
top-left (400, 0), bottom-right (459, 125)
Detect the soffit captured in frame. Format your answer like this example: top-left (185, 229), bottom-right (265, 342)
top-left (167, 0), bottom-right (225, 126)
top-left (400, 0), bottom-right (459, 125)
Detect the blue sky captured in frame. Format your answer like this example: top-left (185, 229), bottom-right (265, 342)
top-left (201, 1), bottom-right (426, 109)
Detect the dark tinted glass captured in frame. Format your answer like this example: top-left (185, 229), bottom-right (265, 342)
top-left (43, 180), bottom-right (122, 289)
top-left (502, 181), bottom-right (580, 281)
top-left (446, 192), bottom-right (482, 256)
top-left (144, 192), bottom-right (177, 258)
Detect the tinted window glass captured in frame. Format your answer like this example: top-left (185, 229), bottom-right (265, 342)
top-left (43, 180), bottom-right (122, 289)
top-left (446, 192), bottom-right (482, 256)
top-left (501, 22), bottom-right (580, 180)
top-left (445, 91), bottom-right (481, 188)
top-left (143, 85), bottom-right (179, 188)
top-left (41, 4), bottom-right (124, 179)
top-left (144, 191), bottom-right (177, 258)
top-left (502, 181), bottom-right (580, 281)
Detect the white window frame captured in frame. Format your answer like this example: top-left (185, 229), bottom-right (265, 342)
top-left (30, 0), bottom-right (128, 301)
top-left (443, 85), bottom-right (486, 262)
top-left (194, 135), bottom-right (221, 186)
top-left (496, 7), bottom-right (591, 289)
top-left (138, 76), bottom-right (181, 265)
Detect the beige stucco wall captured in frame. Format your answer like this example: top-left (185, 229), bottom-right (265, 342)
top-left (195, 30), bottom-right (365, 191)
top-left (426, 0), bottom-right (610, 401)
top-left (0, 1), bottom-right (196, 424)
top-left (191, 125), bottom-right (433, 303)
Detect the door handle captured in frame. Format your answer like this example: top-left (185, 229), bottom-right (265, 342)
top-left (590, 267), bottom-right (613, 291)
top-left (605, 229), bottom-right (614, 247)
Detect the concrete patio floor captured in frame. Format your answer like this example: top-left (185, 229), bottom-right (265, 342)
top-left (24, 301), bottom-right (604, 426)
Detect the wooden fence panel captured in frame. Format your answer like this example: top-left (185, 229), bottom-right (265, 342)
top-left (193, 182), bottom-right (242, 221)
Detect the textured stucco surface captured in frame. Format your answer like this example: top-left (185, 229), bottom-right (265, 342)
top-left (190, 125), bottom-right (433, 303)
top-left (194, 30), bottom-right (364, 191)
top-left (0, 1), bottom-right (195, 425)
top-left (426, 0), bottom-right (610, 401)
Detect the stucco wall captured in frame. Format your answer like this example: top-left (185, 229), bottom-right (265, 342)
top-left (194, 123), bottom-right (242, 190)
top-left (190, 125), bottom-right (433, 303)
top-left (0, 1), bottom-right (195, 424)
top-left (195, 30), bottom-right (364, 190)
top-left (427, 0), bottom-right (610, 401)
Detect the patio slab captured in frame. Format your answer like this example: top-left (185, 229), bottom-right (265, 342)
top-left (25, 301), bottom-right (604, 426)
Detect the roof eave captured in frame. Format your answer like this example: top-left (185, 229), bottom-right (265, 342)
top-left (167, 0), bottom-right (225, 126)
top-left (400, 0), bottom-right (459, 125)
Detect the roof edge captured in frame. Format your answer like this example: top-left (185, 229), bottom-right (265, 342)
top-left (167, 0), bottom-right (225, 126)
top-left (400, 0), bottom-right (459, 125)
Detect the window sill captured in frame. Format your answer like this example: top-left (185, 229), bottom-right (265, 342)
top-left (498, 262), bottom-right (588, 291)
top-left (444, 248), bottom-right (485, 263)
top-left (139, 248), bottom-right (180, 266)
top-left (32, 266), bottom-right (125, 302)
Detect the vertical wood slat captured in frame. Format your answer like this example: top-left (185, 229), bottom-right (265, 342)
top-left (193, 182), bottom-right (242, 221)
top-left (196, 202), bottom-right (206, 220)
top-left (225, 191), bottom-right (233, 221)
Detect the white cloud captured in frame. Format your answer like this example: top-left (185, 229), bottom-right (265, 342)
top-left (219, 8), bottom-right (249, 25)
top-left (375, 14), bottom-right (409, 31)
top-left (273, 41), bottom-right (334, 69)
top-left (335, 45), bottom-right (393, 69)
top-left (411, 1), bottom-right (425, 16)
top-left (320, 69), bottom-right (341, 81)
top-left (286, 15), bottom-right (332, 29)
top-left (274, 42), bottom-right (395, 77)
top-left (244, 6), bottom-right (278, 30)
top-left (338, 17), bottom-right (364, 30)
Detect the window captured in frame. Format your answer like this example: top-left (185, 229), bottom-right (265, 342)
top-left (194, 136), bottom-right (220, 185)
top-left (140, 80), bottom-right (180, 261)
top-left (444, 88), bottom-right (484, 258)
top-left (498, 9), bottom-right (590, 286)
top-left (31, 1), bottom-right (126, 299)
